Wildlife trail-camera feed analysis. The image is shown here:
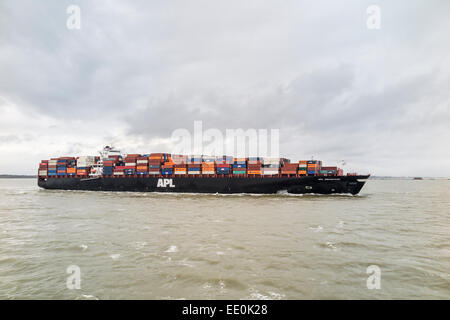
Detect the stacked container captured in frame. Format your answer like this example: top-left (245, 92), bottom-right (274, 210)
top-left (39, 152), bottom-right (344, 179)
top-left (38, 160), bottom-right (48, 177)
top-left (281, 162), bottom-right (298, 175)
top-left (102, 159), bottom-right (115, 176)
top-left (233, 158), bottom-right (247, 175)
top-left (172, 154), bottom-right (188, 165)
top-left (189, 155), bottom-right (202, 165)
top-left (113, 166), bottom-right (126, 176)
top-left (202, 156), bottom-right (215, 163)
top-left (262, 158), bottom-right (280, 175)
top-left (77, 156), bottom-right (95, 176)
top-left (307, 160), bottom-right (322, 176)
top-left (320, 166), bottom-right (338, 176)
top-left (123, 154), bottom-right (139, 175)
top-left (216, 163), bottom-right (231, 175)
top-left (57, 159), bottom-right (67, 176)
top-left (161, 164), bottom-right (174, 175)
top-left (174, 164), bottom-right (187, 175)
top-left (77, 156), bottom-right (96, 167)
top-left (148, 154), bottom-right (162, 175)
top-left (76, 166), bottom-right (90, 176)
top-left (298, 160), bottom-right (308, 175)
top-left (201, 157), bottom-right (215, 174)
top-left (215, 155), bottom-right (233, 165)
top-left (247, 157), bottom-right (262, 175)
top-left (48, 159), bottom-right (58, 176)
top-left (66, 161), bottom-right (77, 177)
top-left (188, 163), bottom-right (201, 175)
top-left (136, 156), bottom-right (149, 175)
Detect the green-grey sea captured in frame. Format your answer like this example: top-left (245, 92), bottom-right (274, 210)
top-left (0, 178), bottom-right (448, 299)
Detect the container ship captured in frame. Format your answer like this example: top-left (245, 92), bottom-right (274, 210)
top-left (37, 146), bottom-right (369, 195)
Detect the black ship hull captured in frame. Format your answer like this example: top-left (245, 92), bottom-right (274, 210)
top-left (38, 175), bottom-right (369, 195)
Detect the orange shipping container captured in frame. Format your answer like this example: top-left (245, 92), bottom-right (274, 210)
top-left (66, 168), bottom-right (76, 173)
top-left (137, 166), bottom-right (148, 170)
top-left (248, 170), bottom-right (261, 174)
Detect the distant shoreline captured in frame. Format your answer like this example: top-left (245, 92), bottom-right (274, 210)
top-left (0, 175), bottom-right (37, 179)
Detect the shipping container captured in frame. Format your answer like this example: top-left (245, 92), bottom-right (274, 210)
top-left (161, 169), bottom-right (173, 175)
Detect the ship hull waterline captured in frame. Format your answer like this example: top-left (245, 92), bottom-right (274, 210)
top-left (38, 175), bottom-right (369, 195)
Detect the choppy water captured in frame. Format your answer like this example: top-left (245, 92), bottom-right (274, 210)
top-left (0, 178), bottom-right (448, 299)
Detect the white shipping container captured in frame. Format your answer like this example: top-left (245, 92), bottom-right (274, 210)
top-left (77, 163), bottom-right (93, 168)
top-left (38, 170), bottom-right (47, 176)
top-left (78, 156), bottom-right (96, 161)
top-left (262, 170), bottom-right (279, 175)
top-left (201, 171), bottom-right (215, 174)
top-left (136, 160), bottom-right (148, 164)
top-left (148, 171), bottom-right (160, 175)
top-left (125, 163), bottom-right (136, 166)
top-left (188, 171), bottom-right (201, 174)
top-left (113, 172), bottom-right (124, 176)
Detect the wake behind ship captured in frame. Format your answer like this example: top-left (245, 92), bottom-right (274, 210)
top-left (37, 146), bottom-right (369, 195)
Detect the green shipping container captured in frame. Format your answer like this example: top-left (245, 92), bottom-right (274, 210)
top-left (233, 170), bottom-right (247, 174)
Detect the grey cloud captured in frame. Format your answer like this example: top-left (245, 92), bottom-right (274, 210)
top-left (1, 0), bottom-right (450, 175)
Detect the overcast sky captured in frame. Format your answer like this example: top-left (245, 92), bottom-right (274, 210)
top-left (1, 0), bottom-right (449, 176)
